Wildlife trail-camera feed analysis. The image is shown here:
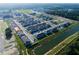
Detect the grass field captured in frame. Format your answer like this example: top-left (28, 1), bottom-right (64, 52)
top-left (16, 9), bottom-right (32, 14)
top-left (57, 35), bottom-right (79, 55)
top-left (4, 20), bottom-right (11, 26)
top-left (46, 32), bottom-right (79, 55)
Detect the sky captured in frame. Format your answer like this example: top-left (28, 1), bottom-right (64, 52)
top-left (0, 3), bottom-right (79, 9)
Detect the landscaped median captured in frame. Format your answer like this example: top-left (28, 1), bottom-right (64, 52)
top-left (45, 32), bottom-right (79, 55)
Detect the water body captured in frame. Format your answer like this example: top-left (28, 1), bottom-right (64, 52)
top-left (34, 25), bottom-right (79, 55)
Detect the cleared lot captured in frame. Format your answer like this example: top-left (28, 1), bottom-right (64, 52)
top-left (0, 20), bottom-right (18, 55)
top-left (0, 20), bottom-right (8, 52)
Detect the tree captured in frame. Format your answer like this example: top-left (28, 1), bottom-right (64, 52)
top-left (5, 27), bottom-right (12, 40)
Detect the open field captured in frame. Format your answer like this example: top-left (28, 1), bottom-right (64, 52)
top-left (57, 38), bottom-right (79, 55)
top-left (16, 9), bottom-right (32, 14)
top-left (0, 20), bottom-right (8, 52)
top-left (0, 20), bottom-right (8, 32)
top-left (0, 20), bottom-right (19, 55)
top-left (4, 20), bottom-right (12, 26)
top-left (45, 32), bottom-right (79, 55)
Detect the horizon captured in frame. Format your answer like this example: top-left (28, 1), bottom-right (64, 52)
top-left (0, 3), bottom-right (79, 9)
